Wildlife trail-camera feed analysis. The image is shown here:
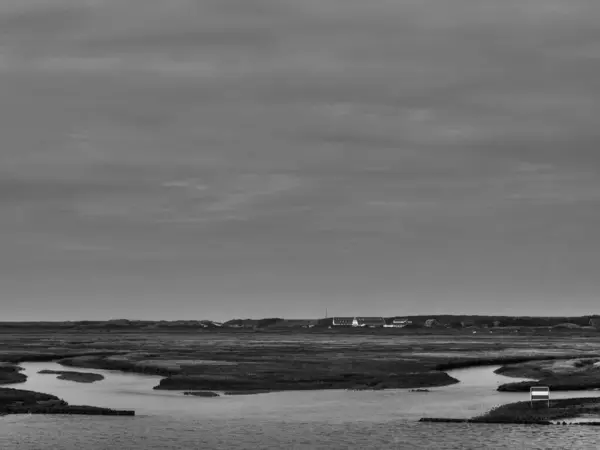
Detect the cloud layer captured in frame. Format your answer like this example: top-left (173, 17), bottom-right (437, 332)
top-left (1, 0), bottom-right (599, 319)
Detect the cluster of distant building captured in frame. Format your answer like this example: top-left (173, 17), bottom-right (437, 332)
top-left (136, 316), bottom-right (600, 331)
top-left (331, 317), bottom-right (413, 328)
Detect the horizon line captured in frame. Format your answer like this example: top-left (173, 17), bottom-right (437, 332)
top-left (2, 313), bottom-right (599, 323)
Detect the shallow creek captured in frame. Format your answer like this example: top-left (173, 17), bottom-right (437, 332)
top-left (11, 361), bottom-right (600, 421)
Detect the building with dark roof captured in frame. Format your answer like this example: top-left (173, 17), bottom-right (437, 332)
top-left (356, 317), bottom-right (385, 327)
top-left (332, 317), bottom-right (357, 326)
top-left (384, 318), bottom-right (411, 328)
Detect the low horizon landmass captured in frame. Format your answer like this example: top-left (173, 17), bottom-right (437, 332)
top-left (3, 323), bottom-right (600, 421)
top-left (1, 314), bottom-right (599, 331)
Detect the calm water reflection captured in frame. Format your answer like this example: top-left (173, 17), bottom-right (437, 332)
top-left (1, 362), bottom-right (599, 449)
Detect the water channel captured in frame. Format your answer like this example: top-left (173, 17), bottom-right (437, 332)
top-left (2, 361), bottom-right (600, 449)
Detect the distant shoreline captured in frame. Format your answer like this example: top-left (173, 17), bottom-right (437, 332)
top-left (0, 316), bottom-right (598, 335)
top-left (1, 315), bottom-right (598, 326)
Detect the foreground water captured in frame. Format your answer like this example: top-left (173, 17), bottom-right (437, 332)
top-left (2, 362), bottom-right (600, 449)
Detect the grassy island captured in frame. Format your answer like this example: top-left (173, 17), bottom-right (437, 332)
top-left (38, 370), bottom-right (105, 383)
top-left (183, 391), bottom-right (220, 397)
top-left (421, 398), bottom-right (600, 425)
top-left (0, 363), bottom-right (26, 385)
top-left (471, 397), bottom-right (600, 423)
top-left (496, 357), bottom-right (600, 392)
top-left (0, 387), bottom-right (134, 416)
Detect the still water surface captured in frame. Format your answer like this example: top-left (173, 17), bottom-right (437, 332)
top-left (1, 362), bottom-right (600, 449)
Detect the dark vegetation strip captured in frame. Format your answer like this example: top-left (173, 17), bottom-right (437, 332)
top-left (223, 390), bottom-right (274, 395)
top-left (2, 406), bottom-right (135, 416)
top-left (434, 354), bottom-right (600, 371)
top-left (183, 391), bottom-right (220, 397)
top-left (420, 418), bottom-right (600, 426)
top-left (58, 356), bottom-right (181, 377)
top-left (151, 370), bottom-right (458, 392)
top-left (0, 365), bottom-right (27, 386)
top-left (38, 370), bottom-right (105, 383)
top-left (0, 387), bottom-right (134, 416)
top-left (421, 397), bottom-right (600, 425)
top-left (419, 418), bottom-right (552, 425)
top-left (493, 356), bottom-right (600, 392)
top-left (498, 376), bottom-right (600, 392)
top-left (0, 351), bottom-right (130, 364)
top-left (474, 397), bottom-right (600, 423)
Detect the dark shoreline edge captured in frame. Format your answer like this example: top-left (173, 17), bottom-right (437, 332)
top-left (433, 354), bottom-right (600, 371)
top-left (0, 351), bottom-right (130, 364)
top-left (0, 387), bottom-right (134, 417)
top-left (0, 364), bottom-right (27, 386)
top-left (184, 391), bottom-right (220, 397)
top-left (420, 418), bottom-right (553, 425)
top-left (419, 417), bottom-right (600, 426)
top-left (420, 397), bottom-right (600, 426)
top-left (1, 406), bottom-right (135, 416)
top-left (418, 418), bottom-right (600, 426)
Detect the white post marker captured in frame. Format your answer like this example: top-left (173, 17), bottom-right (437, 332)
top-left (530, 386), bottom-right (550, 408)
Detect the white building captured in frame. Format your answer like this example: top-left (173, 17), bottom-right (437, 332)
top-left (383, 318), bottom-right (412, 328)
top-left (332, 317), bottom-right (357, 326)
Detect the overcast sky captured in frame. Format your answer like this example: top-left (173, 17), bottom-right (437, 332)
top-left (1, 0), bottom-right (599, 321)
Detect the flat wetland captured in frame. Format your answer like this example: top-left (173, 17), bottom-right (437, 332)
top-left (3, 328), bottom-right (600, 422)
top-left (2, 328), bottom-right (600, 392)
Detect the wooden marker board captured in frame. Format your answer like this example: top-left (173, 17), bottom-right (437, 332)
top-left (530, 386), bottom-right (550, 408)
